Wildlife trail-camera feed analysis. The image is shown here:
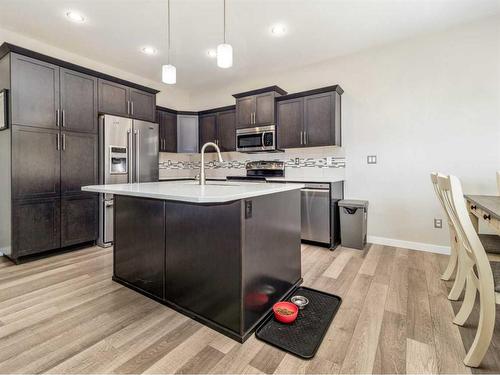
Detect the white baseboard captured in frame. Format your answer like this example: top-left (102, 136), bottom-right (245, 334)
top-left (367, 235), bottom-right (451, 255)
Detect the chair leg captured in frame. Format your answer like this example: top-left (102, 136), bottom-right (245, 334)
top-left (453, 273), bottom-right (477, 326)
top-left (463, 289), bottom-right (496, 368)
top-left (442, 242), bottom-right (458, 281)
top-left (448, 259), bottom-right (466, 301)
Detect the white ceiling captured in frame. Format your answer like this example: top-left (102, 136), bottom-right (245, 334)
top-left (0, 0), bottom-right (499, 91)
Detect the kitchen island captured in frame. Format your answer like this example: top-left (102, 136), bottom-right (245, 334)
top-left (82, 181), bottom-right (303, 342)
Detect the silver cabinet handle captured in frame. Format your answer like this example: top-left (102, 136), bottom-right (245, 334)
top-left (56, 133), bottom-right (60, 150)
top-left (62, 133), bottom-right (66, 151)
top-left (56, 109), bottom-right (60, 127)
top-left (304, 131), bottom-right (307, 145)
top-left (61, 110), bottom-right (65, 127)
top-left (131, 101), bottom-right (134, 115)
top-left (127, 101), bottom-right (130, 115)
top-left (300, 131), bottom-right (303, 145)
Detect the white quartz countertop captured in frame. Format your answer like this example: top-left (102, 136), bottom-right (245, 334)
top-left (82, 181), bottom-right (304, 203)
top-left (159, 176), bottom-right (344, 183)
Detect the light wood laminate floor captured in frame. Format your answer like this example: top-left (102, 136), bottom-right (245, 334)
top-left (0, 244), bottom-right (497, 374)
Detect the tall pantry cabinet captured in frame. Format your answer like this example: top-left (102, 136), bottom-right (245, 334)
top-left (0, 52), bottom-right (98, 262)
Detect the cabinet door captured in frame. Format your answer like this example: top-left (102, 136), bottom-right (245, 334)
top-left (12, 126), bottom-right (61, 200)
top-left (13, 198), bottom-right (61, 257)
top-left (60, 68), bottom-right (98, 133)
top-left (129, 89), bottom-right (156, 122)
top-left (199, 114), bottom-right (217, 150)
top-left (164, 112), bottom-right (178, 153)
top-left (61, 132), bottom-right (98, 195)
top-left (277, 98), bottom-right (304, 149)
top-left (217, 110), bottom-right (236, 152)
top-left (98, 79), bottom-right (129, 117)
top-left (61, 195), bottom-right (98, 247)
top-left (304, 92), bottom-right (335, 147)
top-left (177, 115), bottom-right (199, 153)
top-left (236, 96), bottom-right (255, 128)
top-left (11, 54), bottom-right (60, 129)
top-left (114, 196), bottom-right (165, 299)
top-left (255, 92), bottom-right (275, 125)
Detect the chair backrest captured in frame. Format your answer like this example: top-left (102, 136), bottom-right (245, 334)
top-left (430, 172), bottom-right (452, 224)
top-left (438, 175), bottom-right (495, 294)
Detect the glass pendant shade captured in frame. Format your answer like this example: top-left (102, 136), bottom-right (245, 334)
top-left (162, 64), bottom-right (176, 84)
top-left (217, 43), bottom-right (233, 68)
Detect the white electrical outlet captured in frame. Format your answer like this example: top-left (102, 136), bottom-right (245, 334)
top-left (434, 218), bottom-right (443, 229)
top-left (367, 155), bottom-right (377, 164)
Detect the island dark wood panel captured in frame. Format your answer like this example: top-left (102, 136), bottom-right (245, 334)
top-left (112, 190), bottom-right (302, 342)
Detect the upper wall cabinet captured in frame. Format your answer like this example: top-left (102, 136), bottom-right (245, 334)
top-left (60, 68), bottom-right (98, 133)
top-left (10, 54), bottom-right (98, 133)
top-left (98, 79), bottom-right (156, 122)
top-left (11, 54), bottom-right (60, 129)
top-left (233, 86), bottom-right (286, 129)
top-left (277, 86), bottom-right (343, 149)
top-left (157, 109), bottom-right (178, 153)
top-left (177, 115), bottom-right (199, 153)
top-left (198, 108), bottom-right (236, 152)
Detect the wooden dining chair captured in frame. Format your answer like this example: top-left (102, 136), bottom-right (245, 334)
top-left (437, 174), bottom-right (499, 367)
top-left (430, 173), bottom-right (465, 299)
top-left (497, 171), bottom-right (500, 194)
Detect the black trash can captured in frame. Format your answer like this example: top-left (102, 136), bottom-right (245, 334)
top-left (339, 200), bottom-right (368, 250)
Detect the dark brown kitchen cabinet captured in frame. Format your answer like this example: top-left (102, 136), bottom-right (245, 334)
top-left (129, 88), bottom-right (156, 122)
top-left (235, 96), bottom-right (254, 128)
top-left (98, 79), bottom-right (129, 117)
top-left (61, 195), bottom-right (98, 247)
top-left (217, 110), bottom-right (236, 152)
top-left (12, 126), bottom-right (61, 200)
top-left (276, 87), bottom-right (342, 149)
top-left (277, 97), bottom-right (303, 149)
top-left (157, 109), bottom-right (177, 152)
top-left (304, 92), bottom-right (336, 147)
top-left (99, 79), bottom-right (156, 122)
top-left (60, 69), bottom-right (98, 133)
top-left (233, 86), bottom-right (286, 129)
top-left (60, 132), bottom-right (98, 195)
top-left (114, 195), bottom-right (165, 299)
top-left (10, 54), bottom-right (60, 129)
top-left (199, 114), bottom-right (218, 149)
top-left (13, 198), bottom-right (61, 257)
top-left (197, 108), bottom-right (236, 152)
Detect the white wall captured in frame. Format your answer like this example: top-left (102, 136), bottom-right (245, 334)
top-left (0, 27), bottom-right (191, 110)
top-left (187, 16), bottom-right (500, 250)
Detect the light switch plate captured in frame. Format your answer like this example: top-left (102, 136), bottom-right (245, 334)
top-left (367, 155), bottom-right (377, 164)
top-left (434, 218), bottom-right (443, 229)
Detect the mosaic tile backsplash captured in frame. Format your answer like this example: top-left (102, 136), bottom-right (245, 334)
top-left (159, 157), bottom-right (346, 171)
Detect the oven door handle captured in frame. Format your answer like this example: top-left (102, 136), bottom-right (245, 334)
top-left (261, 132), bottom-right (265, 150)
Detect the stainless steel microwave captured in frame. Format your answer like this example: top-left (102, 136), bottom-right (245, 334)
top-left (236, 125), bottom-right (276, 152)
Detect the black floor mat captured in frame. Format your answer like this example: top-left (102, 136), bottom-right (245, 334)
top-left (255, 286), bottom-right (342, 359)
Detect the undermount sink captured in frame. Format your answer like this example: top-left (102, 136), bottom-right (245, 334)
top-left (181, 181), bottom-right (241, 187)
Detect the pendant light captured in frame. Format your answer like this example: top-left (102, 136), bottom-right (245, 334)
top-left (217, 0), bottom-right (233, 68)
top-left (162, 0), bottom-right (176, 84)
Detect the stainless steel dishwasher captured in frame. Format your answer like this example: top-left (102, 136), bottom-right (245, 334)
top-left (301, 182), bottom-right (343, 249)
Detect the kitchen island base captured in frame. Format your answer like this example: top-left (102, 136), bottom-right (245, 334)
top-left (112, 189), bottom-right (302, 342)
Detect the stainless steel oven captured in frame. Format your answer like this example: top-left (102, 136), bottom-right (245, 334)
top-left (236, 125), bottom-right (276, 152)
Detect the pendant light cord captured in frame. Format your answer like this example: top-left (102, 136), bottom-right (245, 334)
top-left (167, 0), bottom-right (171, 63)
top-left (223, 0), bottom-right (226, 44)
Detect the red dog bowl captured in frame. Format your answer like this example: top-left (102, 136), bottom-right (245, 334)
top-left (273, 301), bottom-right (298, 324)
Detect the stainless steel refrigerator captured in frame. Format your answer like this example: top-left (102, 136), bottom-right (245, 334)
top-left (98, 114), bottom-right (159, 247)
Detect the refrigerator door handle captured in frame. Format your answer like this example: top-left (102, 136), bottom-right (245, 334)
top-left (127, 129), bottom-right (132, 183)
top-left (135, 129), bottom-right (140, 183)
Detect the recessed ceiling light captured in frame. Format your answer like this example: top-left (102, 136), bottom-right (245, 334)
top-left (270, 24), bottom-right (286, 36)
top-left (206, 49), bottom-right (217, 58)
top-left (66, 11), bottom-right (85, 23)
top-left (141, 46), bottom-right (158, 55)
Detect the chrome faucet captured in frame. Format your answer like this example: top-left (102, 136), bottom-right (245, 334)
top-left (199, 142), bottom-right (223, 185)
